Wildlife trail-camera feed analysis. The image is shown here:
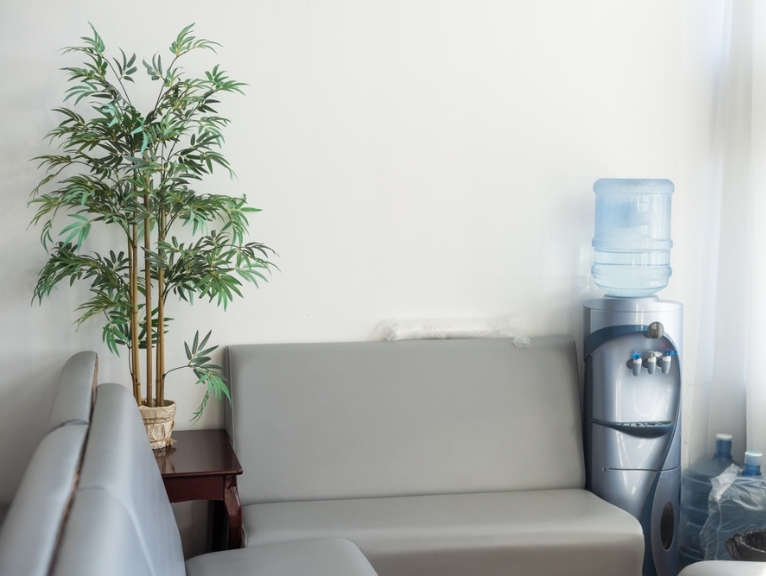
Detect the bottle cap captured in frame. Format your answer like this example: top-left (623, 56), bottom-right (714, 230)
top-left (745, 450), bottom-right (762, 466)
top-left (716, 433), bottom-right (733, 442)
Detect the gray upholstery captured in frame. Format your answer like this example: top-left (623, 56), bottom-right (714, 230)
top-left (52, 489), bottom-right (153, 576)
top-left (225, 336), bottom-right (584, 504)
top-left (186, 538), bottom-right (379, 576)
top-left (0, 424), bottom-right (88, 576)
top-left (45, 351), bottom-right (97, 433)
top-left (0, 352), bottom-right (95, 576)
top-left (243, 489), bottom-right (644, 576)
top-left (50, 383), bottom-right (377, 576)
top-left (74, 383), bottom-right (186, 576)
top-left (13, 336), bottom-right (646, 576)
top-left (226, 336), bottom-right (644, 576)
top-left (679, 562), bottom-right (766, 576)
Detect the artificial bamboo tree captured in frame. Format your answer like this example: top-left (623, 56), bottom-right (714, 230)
top-left (30, 25), bottom-right (273, 420)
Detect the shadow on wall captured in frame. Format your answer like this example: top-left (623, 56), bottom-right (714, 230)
top-left (0, 358), bottom-right (69, 502)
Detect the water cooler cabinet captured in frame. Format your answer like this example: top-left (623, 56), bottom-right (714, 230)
top-left (584, 297), bottom-right (682, 576)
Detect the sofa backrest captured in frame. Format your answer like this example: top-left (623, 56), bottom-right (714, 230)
top-left (0, 351), bottom-right (97, 576)
top-left (52, 383), bottom-right (185, 576)
top-left (225, 335), bottom-right (584, 505)
top-left (0, 424), bottom-right (88, 576)
top-left (52, 488), bottom-right (154, 576)
top-left (45, 351), bottom-right (98, 433)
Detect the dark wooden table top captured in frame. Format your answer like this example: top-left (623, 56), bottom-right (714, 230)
top-left (154, 429), bottom-right (243, 479)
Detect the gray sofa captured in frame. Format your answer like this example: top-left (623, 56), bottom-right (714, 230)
top-left (0, 352), bottom-right (97, 526)
top-left (0, 337), bottom-right (647, 576)
top-left (224, 336), bottom-right (645, 576)
top-left (0, 352), bottom-right (378, 576)
top-left (0, 351), bottom-right (97, 576)
top-left (52, 383), bottom-right (379, 576)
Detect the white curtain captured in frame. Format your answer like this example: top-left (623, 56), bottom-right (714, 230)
top-left (746, 0), bottom-right (766, 458)
top-left (688, 0), bottom-right (766, 464)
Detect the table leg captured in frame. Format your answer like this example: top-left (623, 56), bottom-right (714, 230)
top-left (211, 501), bottom-right (225, 552)
top-left (224, 475), bottom-right (242, 550)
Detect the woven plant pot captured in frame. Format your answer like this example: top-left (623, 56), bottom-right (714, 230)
top-left (139, 399), bottom-right (176, 450)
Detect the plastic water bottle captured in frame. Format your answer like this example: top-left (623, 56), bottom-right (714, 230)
top-left (591, 178), bottom-right (673, 297)
top-left (700, 451), bottom-right (766, 560)
top-left (679, 434), bottom-right (737, 566)
top-left (744, 450), bottom-right (763, 477)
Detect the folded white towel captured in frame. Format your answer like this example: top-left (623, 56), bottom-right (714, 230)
top-left (372, 315), bottom-right (530, 348)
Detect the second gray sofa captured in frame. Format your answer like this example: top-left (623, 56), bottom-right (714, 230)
top-left (225, 336), bottom-right (645, 576)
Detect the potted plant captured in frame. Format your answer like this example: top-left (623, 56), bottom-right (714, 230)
top-left (30, 24), bottom-right (273, 448)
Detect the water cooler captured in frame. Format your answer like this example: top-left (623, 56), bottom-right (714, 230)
top-left (583, 178), bottom-right (682, 576)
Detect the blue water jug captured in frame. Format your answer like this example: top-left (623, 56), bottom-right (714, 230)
top-left (679, 434), bottom-right (737, 566)
top-left (592, 178), bottom-right (673, 297)
top-left (700, 451), bottom-right (766, 560)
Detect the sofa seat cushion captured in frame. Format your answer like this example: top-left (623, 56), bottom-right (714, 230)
top-left (185, 538), bottom-right (378, 576)
top-left (243, 489), bottom-right (643, 576)
top-left (678, 562), bottom-right (766, 576)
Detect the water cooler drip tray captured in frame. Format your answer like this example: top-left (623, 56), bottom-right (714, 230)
top-left (593, 419), bottom-right (674, 439)
top-left (591, 421), bottom-right (679, 472)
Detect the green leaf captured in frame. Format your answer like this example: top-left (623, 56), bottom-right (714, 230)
top-left (59, 214), bottom-right (92, 249)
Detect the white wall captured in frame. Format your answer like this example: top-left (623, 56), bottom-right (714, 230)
top-left (0, 0), bottom-right (720, 502)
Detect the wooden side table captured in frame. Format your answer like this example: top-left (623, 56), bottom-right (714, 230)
top-left (154, 429), bottom-right (243, 550)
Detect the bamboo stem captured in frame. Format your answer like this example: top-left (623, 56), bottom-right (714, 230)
top-left (157, 267), bottom-right (165, 407)
top-left (129, 229), bottom-right (141, 406)
top-left (143, 194), bottom-right (153, 408)
top-left (156, 207), bottom-right (166, 407)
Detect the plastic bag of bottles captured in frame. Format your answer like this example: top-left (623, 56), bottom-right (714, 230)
top-left (680, 433), bottom-right (738, 566)
top-left (700, 460), bottom-right (766, 560)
